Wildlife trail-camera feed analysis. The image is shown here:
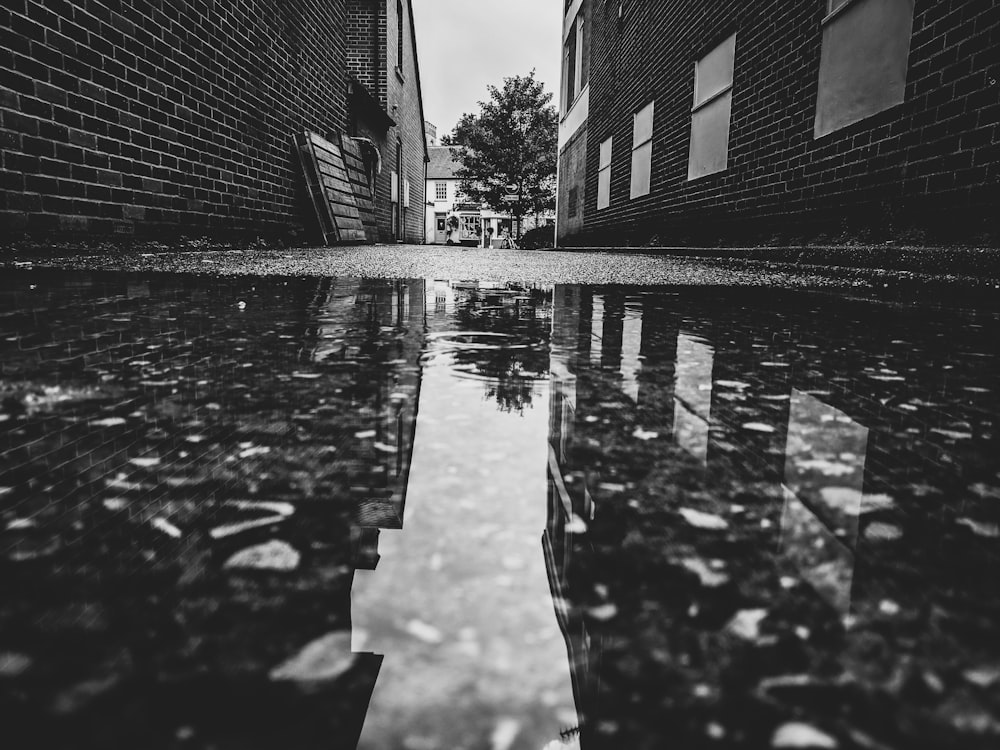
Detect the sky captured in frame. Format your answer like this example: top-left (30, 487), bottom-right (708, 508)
top-left (412, 0), bottom-right (563, 140)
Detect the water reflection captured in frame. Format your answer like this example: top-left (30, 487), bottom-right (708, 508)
top-left (2, 274), bottom-right (999, 749)
top-left (544, 285), bottom-right (1000, 749)
top-left (780, 390), bottom-right (869, 615)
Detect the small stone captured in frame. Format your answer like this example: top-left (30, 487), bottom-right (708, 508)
top-left (406, 620), bottom-right (444, 644)
top-left (742, 422), bottom-right (776, 433)
top-left (963, 665), bottom-right (1000, 688)
top-left (879, 599), bottom-right (901, 616)
top-left (864, 522), bottom-right (903, 541)
top-left (726, 609), bottom-right (768, 641)
top-left (956, 518), bottom-right (1000, 538)
top-left (707, 722), bottom-right (726, 739)
top-left (632, 427), bottom-right (658, 441)
top-left (681, 558), bottom-right (729, 587)
top-left (772, 722), bottom-right (838, 748)
top-left (679, 508), bottom-right (729, 530)
top-left (270, 631), bottom-right (355, 682)
top-left (224, 539), bottom-right (300, 571)
top-left (587, 603), bottom-right (619, 621)
top-left (0, 652), bottom-right (32, 678)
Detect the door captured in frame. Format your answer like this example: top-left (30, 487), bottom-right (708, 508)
top-left (435, 213), bottom-right (447, 244)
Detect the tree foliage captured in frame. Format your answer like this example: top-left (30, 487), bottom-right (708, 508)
top-left (450, 71), bottom-right (558, 228)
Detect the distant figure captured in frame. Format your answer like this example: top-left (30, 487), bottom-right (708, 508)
top-left (499, 229), bottom-right (516, 249)
top-left (485, 226), bottom-right (494, 248)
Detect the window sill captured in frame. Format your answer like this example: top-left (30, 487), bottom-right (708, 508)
top-left (822, 0), bottom-right (863, 26)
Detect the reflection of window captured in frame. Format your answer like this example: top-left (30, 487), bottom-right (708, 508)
top-left (630, 102), bottom-right (654, 199)
top-left (390, 170), bottom-right (399, 203)
top-left (620, 304), bottom-right (642, 403)
top-left (689, 34), bottom-right (736, 180)
top-left (597, 136), bottom-right (612, 210)
top-left (673, 332), bottom-right (714, 465)
top-left (780, 390), bottom-right (869, 614)
top-left (590, 294), bottom-right (604, 365)
top-left (814, 0), bottom-right (915, 138)
top-left (435, 182), bottom-right (447, 200)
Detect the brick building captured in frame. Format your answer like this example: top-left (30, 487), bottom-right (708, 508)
top-left (556, 0), bottom-right (999, 248)
top-left (0, 0), bottom-right (429, 243)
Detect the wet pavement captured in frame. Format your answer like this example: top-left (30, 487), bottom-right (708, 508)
top-left (1, 268), bottom-right (999, 749)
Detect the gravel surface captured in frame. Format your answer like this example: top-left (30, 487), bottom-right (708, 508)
top-left (7, 244), bottom-right (999, 298)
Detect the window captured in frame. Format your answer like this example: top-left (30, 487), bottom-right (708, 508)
top-left (561, 10), bottom-right (588, 113)
top-left (597, 136), bottom-right (612, 209)
top-left (435, 182), bottom-right (447, 200)
top-left (688, 33), bottom-right (736, 180)
top-left (391, 170), bottom-right (399, 203)
top-left (403, 180), bottom-right (410, 208)
top-left (563, 24), bottom-right (577, 112)
top-left (630, 102), bottom-right (653, 199)
top-left (814, 0), bottom-right (915, 138)
top-left (396, 1), bottom-right (404, 73)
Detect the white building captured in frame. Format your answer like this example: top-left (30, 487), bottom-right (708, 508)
top-left (424, 144), bottom-right (553, 246)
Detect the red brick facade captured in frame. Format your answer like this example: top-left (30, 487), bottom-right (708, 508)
top-left (558, 0), bottom-right (1000, 248)
top-left (0, 0), bottom-right (428, 242)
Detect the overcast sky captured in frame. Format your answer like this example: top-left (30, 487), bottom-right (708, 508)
top-left (412, 0), bottom-right (563, 140)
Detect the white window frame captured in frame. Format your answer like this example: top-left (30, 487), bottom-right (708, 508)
top-left (435, 181), bottom-right (447, 200)
top-left (597, 136), bottom-right (612, 210)
top-left (630, 102), bottom-right (654, 199)
top-left (688, 33), bottom-right (736, 180)
top-left (814, 0), bottom-right (915, 138)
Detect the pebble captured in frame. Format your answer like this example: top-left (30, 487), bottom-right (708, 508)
top-left (587, 603), bottom-right (619, 622)
top-left (771, 722), bottom-right (838, 748)
top-left (0, 652), bottom-right (32, 677)
top-left (679, 508), bottom-right (729, 530)
top-left (726, 609), bottom-right (768, 641)
top-left (864, 522), bottom-right (903, 541)
top-left (269, 631), bottom-right (355, 681)
top-left (680, 557), bottom-right (729, 587)
top-left (405, 620), bottom-right (444, 644)
top-left (956, 518), bottom-right (1000, 538)
top-left (224, 539), bottom-right (300, 571)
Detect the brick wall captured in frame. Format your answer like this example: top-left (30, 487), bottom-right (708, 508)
top-left (346, 0), bottom-right (379, 96)
top-left (343, 0), bottom-right (425, 243)
top-left (569, 0), bottom-right (1000, 247)
top-left (382, 0), bottom-right (426, 243)
top-left (0, 0), bottom-right (351, 239)
top-left (557, 125), bottom-right (588, 237)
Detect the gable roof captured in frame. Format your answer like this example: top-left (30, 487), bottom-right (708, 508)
top-left (427, 145), bottom-right (464, 179)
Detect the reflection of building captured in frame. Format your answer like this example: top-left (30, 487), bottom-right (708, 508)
top-left (0, 275), bottom-right (428, 749)
top-left (556, 1), bottom-right (998, 247)
top-left (542, 284), bottom-right (999, 748)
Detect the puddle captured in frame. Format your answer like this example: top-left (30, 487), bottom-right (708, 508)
top-left (1, 272), bottom-right (999, 749)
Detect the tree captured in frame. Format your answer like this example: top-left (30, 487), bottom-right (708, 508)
top-left (452, 71), bottom-right (558, 238)
top-left (439, 113), bottom-right (477, 147)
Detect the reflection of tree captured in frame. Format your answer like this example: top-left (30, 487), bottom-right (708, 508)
top-left (454, 286), bottom-right (551, 414)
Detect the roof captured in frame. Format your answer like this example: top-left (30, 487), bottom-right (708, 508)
top-left (427, 146), bottom-right (465, 179)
